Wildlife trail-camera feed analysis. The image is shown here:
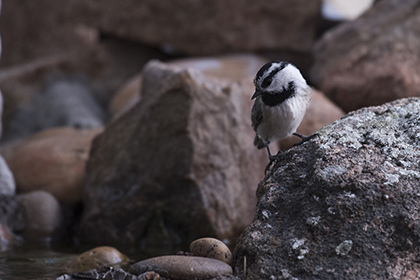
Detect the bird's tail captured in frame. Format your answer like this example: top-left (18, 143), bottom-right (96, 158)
top-left (254, 135), bottom-right (266, 150)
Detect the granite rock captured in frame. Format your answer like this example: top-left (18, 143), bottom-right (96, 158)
top-left (234, 98), bottom-right (420, 279)
top-left (78, 60), bottom-right (266, 250)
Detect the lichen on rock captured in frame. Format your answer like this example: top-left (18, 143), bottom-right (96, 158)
top-left (234, 98), bottom-right (420, 279)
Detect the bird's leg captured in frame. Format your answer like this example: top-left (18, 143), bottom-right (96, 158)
top-left (265, 145), bottom-right (280, 175)
top-left (293, 132), bottom-right (319, 147)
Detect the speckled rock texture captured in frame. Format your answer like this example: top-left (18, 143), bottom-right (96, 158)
top-left (78, 60), bottom-right (266, 250)
top-left (233, 98), bottom-right (420, 279)
top-left (311, 0), bottom-right (420, 112)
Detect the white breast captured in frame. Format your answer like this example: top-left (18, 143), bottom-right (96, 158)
top-left (257, 88), bottom-right (311, 143)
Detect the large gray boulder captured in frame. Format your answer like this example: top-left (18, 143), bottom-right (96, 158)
top-left (234, 98), bottom-right (420, 279)
top-left (311, 0), bottom-right (420, 112)
top-left (78, 60), bottom-right (266, 250)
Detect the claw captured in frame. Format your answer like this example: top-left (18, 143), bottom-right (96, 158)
top-left (293, 133), bottom-right (319, 147)
top-left (264, 148), bottom-right (281, 175)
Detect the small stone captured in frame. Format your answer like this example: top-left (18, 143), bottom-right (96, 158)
top-left (190, 237), bottom-right (232, 264)
top-left (129, 255), bottom-right (233, 279)
top-left (18, 190), bottom-right (62, 240)
top-left (65, 246), bottom-right (129, 273)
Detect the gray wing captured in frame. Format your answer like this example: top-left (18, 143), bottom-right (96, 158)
top-left (251, 98), bottom-right (263, 132)
top-left (251, 99), bottom-right (266, 149)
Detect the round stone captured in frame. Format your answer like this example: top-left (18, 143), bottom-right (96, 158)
top-left (190, 237), bottom-right (232, 264)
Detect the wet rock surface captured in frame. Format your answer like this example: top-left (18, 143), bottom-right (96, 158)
top-left (129, 255), bottom-right (233, 279)
top-left (312, 0), bottom-right (420, 112)
top-left (78, 60), bottom-right (266, 248)
top-left (233, 98), bottom-right (420, 279)
top-left (64, 246), bottom-right (129, 274)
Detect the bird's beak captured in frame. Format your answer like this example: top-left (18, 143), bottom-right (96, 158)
top-left (251, 91), bottom-right (261, 100)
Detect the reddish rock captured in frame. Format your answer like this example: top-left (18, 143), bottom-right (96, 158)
top-left (70, 0), bottom-right (321, 55)
top-left (0, 0), bottom-right (84, 67)
top-left (312, 0), bottom-right (420, 112)
top-left (1, 127), bottom-right (103, 204)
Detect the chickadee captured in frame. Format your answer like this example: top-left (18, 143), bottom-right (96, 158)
top-left (251, 61), bottom-right (315, 174)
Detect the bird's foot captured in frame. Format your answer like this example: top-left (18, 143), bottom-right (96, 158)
top-left (265, 152), bottom-right (281, 175)
top-left (293, 133), bottom-right (319, 147)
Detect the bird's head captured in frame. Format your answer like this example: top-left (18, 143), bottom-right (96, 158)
top-left (251, 61), bottom-right (308, 105)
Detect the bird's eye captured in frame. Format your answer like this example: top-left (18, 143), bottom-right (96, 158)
top-left (261, 77), bottom-right (272, 88)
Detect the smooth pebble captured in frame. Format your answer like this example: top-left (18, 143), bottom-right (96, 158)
top-left (190, 237), bottom-right (232, 264)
